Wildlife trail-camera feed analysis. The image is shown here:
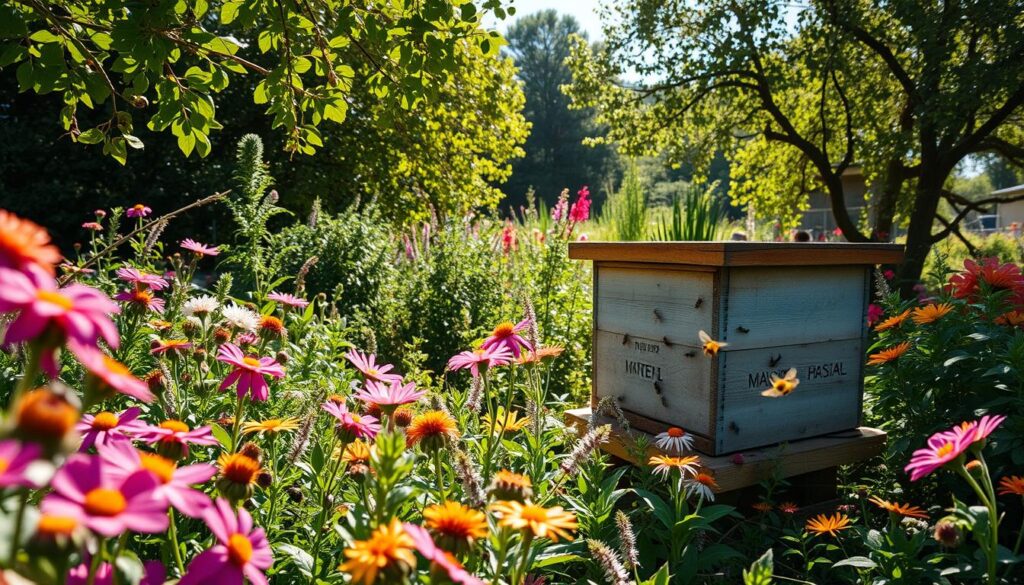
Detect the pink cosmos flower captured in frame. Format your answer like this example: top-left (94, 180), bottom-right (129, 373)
top-left (73, 342), bottom-right (155, 403)
top-left (178, 498), bottom-right (273, 585)
top-left (115, 267), bottom-right (169, 290)
top-left (267, 291), bottom-right (309, 308)
top-left (0, 266), bottom-right (119, 377)
top-left (481, 319), bottom-right (533, 358)
top-left (344, 349), bottom-right (403, 383)
top-left (181, 239), bottom-right (220, 257)
top-left (40, 454), bottom-right (168, 537)
top-left (404, 523), bottom-right (485, 585)
top-left (126, 204), bottom-right (152, 218)
top-left (447, 346), bottom-right (513, 377)
top-left (114, 289), bottom-right (165, 314)
top-left (944, 414), bottom-right (1007, 447)
top-left (67, 559), bottom-right (164, 585)
top-left (353, 379), bottom-right (426, 410)
top-left (216, 343), bottom-right (286, 402)
top-left (135, 421), bottom-right (218, 457)
top-left (0, 439), bottom-right (42, 488)
top-left (905, 429), bottom-right (972, 482)
top-left (98, 441), bottom-right (215, 518)
top-left (82, 222), bottom-right (103, 232)
top-left (569, 186), bottom-right (591, 223)
top-left (322, 401), bottom-right (380, 441)
top-left (76, 407), bottom-right (144, 451)
top-left (867, 303), bottom-right (884, 326)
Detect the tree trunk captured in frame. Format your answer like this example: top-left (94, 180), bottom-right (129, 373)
top-left (897, 168), bottom-right (945, 297)
top-left (872, 158), bottom-right (905, 242)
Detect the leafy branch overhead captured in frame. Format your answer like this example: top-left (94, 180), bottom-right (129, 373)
top-left (0, 0), bottom-right (511, 163)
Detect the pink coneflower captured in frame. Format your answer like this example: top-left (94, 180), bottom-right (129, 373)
top-left (76, 407), bottom-right (143, 451)
top-left (98, 441), bottom-right (215, 518)
top-left (905, 429), bottom-right (973, 482)
top-left (569, 186), bottom-right (591, 223)
top-left (178, 498), bottom-right (273, 585)
top-left (0, 266), bottom-right (119, 377)
top-left (67, 559), bottom-right (164, 585)
top-left (344, 349), bottom-right (403, 383)
top-left (403, 523), bottom-right (485, 585)
top-left (481, 319), bottom-right (533, 358)
top-left (944, 414), bottom-right (1007, 447)
top-left (73, 343), bottom-right (155, 403)
top-left (322, 401), bottom-right (380, 441)
top-left (267, 291), bottom-right (309, 308)
top-left (135, 420), bottom-right (218, 459)
top-left (447, 346), bottom-right (513, 377)
top-left (115, 267), bottom-right (169, 290)
top-left (40, 454), bottom-right (168, 537)
top-left (126, 204), bottom-right (152, 218)
top-left (82, 222), bottom-right (103, 232)
top-left (216, 343), bottom-right (285, 402)
top-left (181, 239), bottom-right (220, 257)
top-left (0, 439), bottom-right (42, 488)
top-left (353, 379), bottom-right (426, 413)
top-left (151, 338), bottom-right (192, 356)
top-left (114, 289), bottom-right (165, 313)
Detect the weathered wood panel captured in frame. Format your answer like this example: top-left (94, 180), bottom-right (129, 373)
top-left (714, 339), bottom-right (863, 453)
top-left (593, 329), bottom-right (712, 436)
top-left (570, 241), bottom-right (905, 267)
top-left (718, 266), bottom-right (868, 350)
top-left (595, 266), bottom-right (713, 343)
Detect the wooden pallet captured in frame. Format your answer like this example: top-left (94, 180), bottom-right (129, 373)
top-left (565, 407), bottom-right (886, 494)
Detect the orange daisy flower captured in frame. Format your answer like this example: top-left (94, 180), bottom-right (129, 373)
top-left (867, 341), bottom-right (912, 366)
top-left (405, 410), bottom-right (459, 451)
top-left (869, 496), bottom-right (928, 519)
top-left (649, 455), bottom-right (701, 478)
top-left (805, 513), bottom-right (852, 536)
top-left (998, 475), bottom-right (1024, 496)
top-left (423, 501), bottom-right (488, 554)
top-left (341, 440), bottom-right (371, 465)
top-left (779, 502), bottom-right (799, 514)
top-left (912, 303), bottom-right (953, 325)
top-left (0, 210), bottom-right (61, 273)
top-left (490, 501), bottom-right (578, 542)
top-left (487, 469), bottom-right (533, 502)
top-left (339, 518), bottom-right (416, 585)
top-left (516, 345), bottom-right (565, 364)
top-left (995, 310), bottom-right (1024, 327)
top-left (751, 502), bottom-right (773, 513)
top-left (216, 452), bottom-right (262, 501)
top-left (875, 309), bottom-right (911, 332)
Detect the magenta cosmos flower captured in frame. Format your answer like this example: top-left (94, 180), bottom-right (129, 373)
top-left (0, 439), bottom-right (43, 488)
top-left (267, 291), bottom-right (309, 308)
top-left (322, 401), bottom-right (380, 441)
top-left (41, 454), bottom-right (168, 537)
top-left (99, 441), bottom-right (215, 518)
top-left (76, 407), bottom-right (143, 451)
top-left (481, 319), bottom-right (533, 358)
top-left (181, 239), bottom-right (220, 257)
top-left (115, 267), bottom-right (169, 291)
top-left (73, 342), bottom-right (155, 403)
top-left (447, 346), bottom-right (512, 377)
top-left (135, 420), bottom-right (218, 458)
top-left (344, 349), bottom-right (403, 383)
top-left (0, 266), bottom-right (119, 377)
top-left (126, 204), bottom-right (152, 218)
top-left (404, 523), bottom-right (485, 585)
top-left (114, 288), bottom-right (165, 314)
top-left (216, 343), bottom-right (286, 402)
top-left (354, 379), bottom-right (426, 411)
top-left (179, 498), bottom-right (273, 585)
top-left (945, 414), bottom-right (1007, 447)
top-left (905, 429), bottom-right (973, 482)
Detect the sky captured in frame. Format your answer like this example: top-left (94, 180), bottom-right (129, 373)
top-left (484, 0), bottom-right (605, 40)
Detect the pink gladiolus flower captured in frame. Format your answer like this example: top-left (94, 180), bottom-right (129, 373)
top-left (114, 289), bottom-right (165, 314)
top-left (0, 266), bottom-right (119, 377)
top-left (344, 349), bottom-right (403, 383)
top-left (322, 401), bottom-right (380, 441)
top-left (267, 291), bottom-right (309, 308)
top-left (353, 379), bottom-right (426, 410)
top-left (73, 343), bottom-right (155, 403)
top-left (178, 498), bottom-right (273, 585)
top-left (481, 319), bottom-right (533, 358)
top-left (404, 523), bottom-right (486, 585)
top-left (0, 439), bottom-right (42, 488)
top-left (447, 346), bottom-right (513, 377)
top-left (569, 186), bottom-right (591, 223)
top-left (905, 429), bottom-right (972, 482)
top-left (181, 239), bottom-right (220, 257)
top-left (98, 441), bottom-right (215, 518)
top-left (216, 343), bottom-right (285, 401)
top-left (41, 454), bottom-right (168, 537)
top-left (115, 267), bottom-right (169, 290)
top-left (944, 414), bottom-right (1007, 446)
top-left (76, 407), bottom-right (144, 451)
top-left (551, 197), bottom-right (568, 222)
top-left (135, 421), bottom-right (218, 457)
top-left (126, 204), bottom-right (152, 218)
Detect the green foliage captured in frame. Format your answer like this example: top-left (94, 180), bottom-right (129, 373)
top-left (652, 184), bottom-right (726, 241)
top-left (742, 549), bottom-right (773, 585)
top-left (601, 162), bottom-right (648, 241)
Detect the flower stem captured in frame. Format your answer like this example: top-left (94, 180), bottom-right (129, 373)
top-left (168, 509), bottom-right (185, 575)
top-left (230, 394), bottom-right (246, 453)
top-left (433, 448), bottom-right (446, 503)
top-left (6, 490), bottom-right (28, 566)
top-left (513, 532), bottom-right (534, 585)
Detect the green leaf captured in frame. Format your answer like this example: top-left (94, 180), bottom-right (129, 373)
top-left (210, 422), bottom-right (232, 451)
top-left (77, 128), bottom-right (105, 144)
top-left (221, 1), bottom-right (241, 24)
top-left (123, 134), bottom-right (144, 150)
top-left (743, 549), bottom-right (773, 585)
top-left (833, 556), bottom-right (878, 569)
top-left (0, 6), bottom-right (28, 38)
top-left (277, 543), bottom-right (314, 577)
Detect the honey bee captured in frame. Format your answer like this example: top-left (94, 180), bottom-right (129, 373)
top-left (761, 368), bottom-right (800, 398)
top-left (698, 330), bottom-right (727, 357)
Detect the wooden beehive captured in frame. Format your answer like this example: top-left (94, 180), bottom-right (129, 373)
top-left (569, 242), bottom-right (904, 456)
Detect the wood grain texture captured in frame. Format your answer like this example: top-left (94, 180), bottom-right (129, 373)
top-left (565, 407), bottom-right (885, 493)
top-left (595, 266), bottom-right (713, 341)
top-left (569, 241), bottom-right (905, 267)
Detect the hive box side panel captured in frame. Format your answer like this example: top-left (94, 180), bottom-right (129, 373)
top-left (595, 266), bottom-right (714, 344)
top-left (593, 329), bottom-right (713, 436)
top-left (714, 339), bottom-right (863, 453)
top-left (721, 266), bottom-right (867, 350)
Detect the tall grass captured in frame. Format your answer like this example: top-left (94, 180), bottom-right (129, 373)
top-left (601, 162), bottom-right (647, 241)
top-left (652, 183), bottom-right (725, 241)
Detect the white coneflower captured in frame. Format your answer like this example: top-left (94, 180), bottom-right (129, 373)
top-left (654, 427), bottom-right (694, 453)
top-left (684, 472), bottom-right (719, 502)
top-left (221, 303), bottom-right (260, 331)
top-left (453, 447), bottom-right (485, 508)
top-left (182, 294), bottom-right (220, 317)
top-left (615, 510), bottom-right (639, 570)
top-left (559, 425), bottom-right (610, 476)
top-left (587, 540), bottom-right (630, 585)
top-left (466, 375), bottom-right (483, 413)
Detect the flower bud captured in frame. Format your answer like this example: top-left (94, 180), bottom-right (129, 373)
top-left (934, 519), bottom-right (962, 548)
top-left (487, 470), bottom-right (533, 503)
top-left (256, 471), bottom-right (273, 489)
top-left (239, 443), bottom-right (263, 462)
top-left (213, 327), bottom-right (232, 344)
top-left (276, 351), bottom-right (290, 365)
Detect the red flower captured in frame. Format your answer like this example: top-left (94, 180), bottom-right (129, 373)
top-left (947, 258), bottom-right (1024, 303)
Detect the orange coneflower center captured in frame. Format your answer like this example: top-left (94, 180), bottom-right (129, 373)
top-left (219, 453), bottom-right (261, 484)
top-left (91, 411), bottom-right (120, 430)
top-left (667, 427), bottom-right (685, 438)
top-left (160, 419), bottom-right (190, 433)
top-left (350, 413), bottom-right (362, 423)
top-left (83, 488), bottom-right (126, 517)
top-left (36, 290), bottom-right (73, 311)
top-left (130, 290), bottom-right (153, 304)
top-left (695, 473), bottom-right (717, 487)
top-left (242, 356), bottom-right (261, 368)
top-left (132, 204), bottom-right (146, 212)
top-left (425, 502), bottom-right (487, 540)
top-left (36, 515), bottom-right (78, 536)
top-left (259, 316), bottom-right (283, 332)
top-left (227, 533), bottom-right (253, 566)
top-left (492, 322), bottom-right (515, 338)
top-left (140, 453), bottom-right (176, 484)
top-left (17, 389), bottom-right (78, 438)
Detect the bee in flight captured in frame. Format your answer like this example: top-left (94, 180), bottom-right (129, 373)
top-left (698, 330), bottom-right (727, 357)
top-left (762, 368), bottom-right (800, 397)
